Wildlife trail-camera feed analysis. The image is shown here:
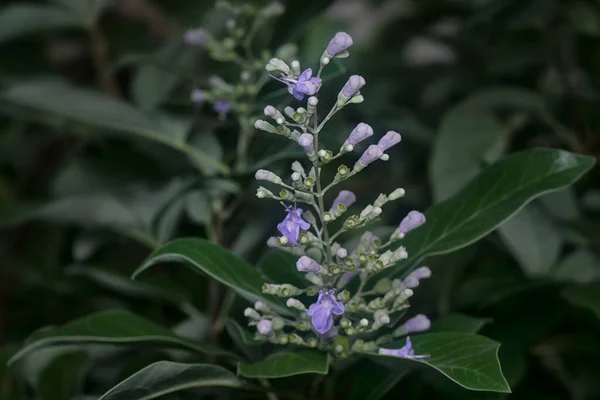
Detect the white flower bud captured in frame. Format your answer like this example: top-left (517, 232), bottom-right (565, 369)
top-left (266, 58), bottom-right (291, 75)
top-left (336, 248), bottom-right (348, 258)
top-left (255, 169), bottom-right (283, 184)
top-left (388, 188), bottom-right (406, 201)
top-left (290, 60), bottom-right (301, 76)
top-left (321, 56), bottom-right (330, 65)
top-left (254, 119), bottom-right (277, 133)
top-left (291, 172), bottom-right (302, 182)
top-left (286, 298), bottom-right (306, 311)
top-left (244, 308), bottom-right (260, 320)
top-left (359, 318), bottom-right (369, 327)
top-left (254, 301), bottom-right (269, 312)
top-left (380, 154), bottom-right (390, 161)
top-left (256, 186), bottom-right (275, 199)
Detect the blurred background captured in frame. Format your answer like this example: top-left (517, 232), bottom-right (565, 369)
top-left (0, 0), bottom-right (599, 399)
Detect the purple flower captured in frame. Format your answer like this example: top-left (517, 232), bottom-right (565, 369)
top-left (378, 131), bottom-right (402, 151)
top-left (341, 75), bottom-right (365, 98)
top-left (298, 134), bottom-right (315, 155)
top-left (400, 314), bottom-right (431, 334)
top-left (191, 89), bottom-right (206, 103)
top-left (278, 68), bottom-right (322, 100)
top-left (398, 211), bottom-right (426, 234)
top-left (326, 32), bottom-right (354, 57)
top-left (347, 123), bottom-right (373, 146)
top-left (307, 289), bottom-right (345, 334)
top-left (359, 145), bottom-right (383, 166)
top-left (257, 319), bottom-right (273, 336)
top-left (184, 28), bottom-right (208, 46)
top-left (277, 206), bottom-right (310, 245)
top-left (378, 337), bottom-right (427, 359)
top-left (214, 101), bottom-right (232, 119)
top-left (296, 256), bottom-right (322, 272)
top-left (330, 190), bottom-right (356, 212)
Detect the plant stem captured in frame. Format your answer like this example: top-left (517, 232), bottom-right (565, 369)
top-left (88, 23), bottom-right (121, 98)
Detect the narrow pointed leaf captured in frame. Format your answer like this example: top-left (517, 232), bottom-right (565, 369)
top-left (2, 80), bottom-right (229, 175)
top-left (133, 238), bottom-right (290, 315)
top-left (9, 310), bottom-right (235, 364)
top-left (237, 350), bottom-right (329, 378)
top-left (98, 362), bottom-right (241, 400)
top-left (0, 5), bottom-right (79, 43)
top-left (387, 149), bottom-right (594, 279)
top-left (364, 332), bottom-right (510, 392)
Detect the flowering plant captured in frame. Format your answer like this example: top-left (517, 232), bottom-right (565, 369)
top-left (2, 1), bottom-right (595, 399)
top-left (249, 33), bottom-right (434, 359)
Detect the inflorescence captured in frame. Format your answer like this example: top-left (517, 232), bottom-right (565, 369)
top-left (245, 26), bottom-right (432, 359)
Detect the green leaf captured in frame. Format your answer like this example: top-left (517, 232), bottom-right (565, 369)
top-left (50, 0), bottom-right (111, 25)
top-left (226, 320), bottom-right (265, 346)
top-left (9, 309), bottom-right (234, 365)
top-left (185, 190), bottom-right (211, 226)
top-left (257, 249), bottom-right (307, 288)
top-left (365, 333), bottom-right (510, 392)
top-left (237, 350), bottom-right (328, 378)
top-left (2, 80), bottom-right (229, 175)
top-left (553, 248), bottom-right (600, 283)
top-left (563, 284), bottom-right (600, 319)
top-left (66, 265), bottom-right (188, 306)
top-left (0, 5), bottom-right (79, 43)
top-left (189, 132), bottom-right (224, 177)
top-left (385, 149), bottom-right (595, 280)
top-left (98, 362), bottom-right (241, 400)
top-left (36, 350), bottom-right (89, 400)
top-left (430, 108), bottom-right (506, 202)
top-left (497, 205), bottom-right (563, 277)
top-left (132, 38), bottom-right (200, 110)
top-left (134, 238), bottom-right (290, 315)
top-left (430, 314), bottom-right (490, 333)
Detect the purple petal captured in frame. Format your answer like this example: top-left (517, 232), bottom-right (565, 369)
top-left (398, 211), bottom-right (426, 234)
top-left (299, 68), bottom-right (312, 81)
top-left (311, 309), bottom-right (333, 334)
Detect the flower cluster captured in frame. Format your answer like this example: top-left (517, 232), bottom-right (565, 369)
top-left (247, 31), bottom-right (431, 359)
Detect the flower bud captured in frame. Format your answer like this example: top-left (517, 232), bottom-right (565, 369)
top-left (271, 317), bottom-right (285, 330)
top-left (413, 266), bottom-right (432, 279)
top-left (359, 318), bottom-right (369, 327)
top-left (354, 145), bottom-right (383, 171)
top-left (374, 278), bottom-right (392, 294)
top-left (307, 96), bottom-right (318, 115)
top-left (266, 237), bottom-right (278, 247)
top-left (375, 310), bottom-right (390, 325)
top-left (338, 75), bottom-right (365, 105)
top-left (286, 298), bottom-right (306, 311)
top-left (402, 275), bottom-right (419, 289)
top-left (254, 301), bottom-right (269, 312)
top-left (184, 28), bottom-right (210, 46)
top-left (329, 190), bottom-right (356, 213)
top-left (290, 60), bottom-right (301, 76)
top-left (244, 308), bottom-right (261, 320)
top-left (343, 123), bottom-right (373, 150)
top-left (257, 319), bottom-right (273, 335)
top-left (378, 131), bottom-right (402, 152)
top-left (266, 58), bottom-right (291, 75)
top-left (396, 211), bottom-right (426, 235)
top-left (360, 205), bottom-right (374, 220)
top-left (298, 134), bottom-right (315, 157)
top-left (191, 89), bottom-right (207, 103)
top-left (336, 247), bottom-right (348, 258)
top-left (325, 32), bottom-right (353, 58)
top-left (256, 186), bottom-right (276, 199)
top-left (264, 105), bottom-right (285, 125)
top-left (388, 188), bottom-right (406, 201)
top-left (398, 314), bottom-right (431, 335)
top-left (307, 338), bottom-right (318, 347)
top-left (296, 256), bottom-right (322, 272)
top-left (255, 169), bottom-right (283, 184)
top-left (254, 119), bottom-right (277, 134)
